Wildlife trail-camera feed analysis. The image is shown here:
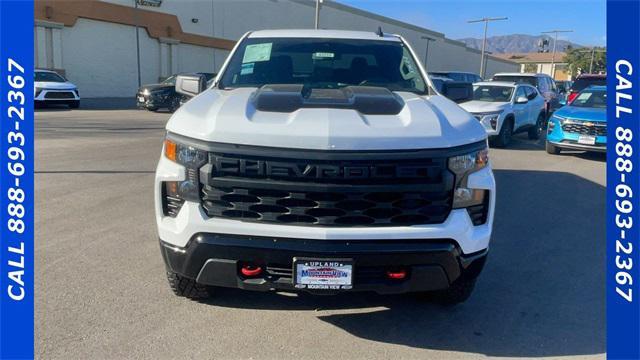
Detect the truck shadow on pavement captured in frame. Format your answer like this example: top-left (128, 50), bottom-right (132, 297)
top-left (205, 169), bottom-right (605, 358)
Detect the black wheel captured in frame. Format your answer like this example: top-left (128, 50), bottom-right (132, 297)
top-left (433, 277), bottom-right (477, 306)
top-left (545, 141), bottom-right (561, 155)
top-left (168, 96), bottom-right (181, 112)
top-left (415, 277), bottom-right (477, 306)
top-left (528, 113), bottom-right (545, 140)
top-left (147, 106), bottom-right (158, 112)
top-left (494, 118), bottom-right (513, 148)
top-left (68, 100), bottom-right (80, 109)
top-left (166, 271), bottom-right (212, 299)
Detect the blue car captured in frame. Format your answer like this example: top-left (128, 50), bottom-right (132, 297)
top-left (546, 85), bottom-right (606, 154)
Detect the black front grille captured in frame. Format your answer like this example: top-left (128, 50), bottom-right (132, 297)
top-left (198, 146), bottom-right (460, 227)
top-left (44, 91), bottom-right (75, 99)
top-left (562, 122), bottom-right (606, 136)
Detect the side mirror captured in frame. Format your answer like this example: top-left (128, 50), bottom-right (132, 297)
top-left (515, 96), bottom-right (528, 104)
top-left (175, 74), bottom-right (206, 97)
top-left (440, 81), bottom-right (473, 103)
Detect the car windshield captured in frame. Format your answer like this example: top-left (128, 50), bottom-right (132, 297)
top-left (35, 71), bottom-right (66, 82)
top-left (162, 76), bottom-right (176, 85)
top-left (570, 89), bottom-right (607, 108)
top-left (492, 75), bottom-right (537, 86)
top-left (219, 37), bottom-right (427, 94)
top-left (570, 77), bottom-right (606, 92)
top-left (472, 85), bottom-right (514, 102)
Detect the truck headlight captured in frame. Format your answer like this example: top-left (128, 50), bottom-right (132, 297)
top-left (163, 137), bottom-right (207, 203)
top-left (448, 146), bottom-right (489, 209)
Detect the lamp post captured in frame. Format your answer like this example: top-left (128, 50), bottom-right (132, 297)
top-left (541, 29), bottom-right (573, 78)
top-left (314, 0), bottom-right (322, 29)
top-left (579, 47), bottom-right (606, 73)
top-left (134, 0), bottom-right (141, 87)
top-left (467, 17), bottom-right (508, 78)
top-left (421, 35), bottom-right (436, 69)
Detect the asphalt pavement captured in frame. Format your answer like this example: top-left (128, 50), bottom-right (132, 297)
top-left (35, 101), bottom-right (605, 360)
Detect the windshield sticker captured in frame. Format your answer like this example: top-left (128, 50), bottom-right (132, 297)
top-left (576, 92), bottom-right (593, 101)
top-left (400, 56), bottom-right (417, 80)
top-left (312, 52), bottom-right (335, 60)
top-left (240, 62), bottom-right (255, 75)
top-left (242, 43), bottom-right (272, 63)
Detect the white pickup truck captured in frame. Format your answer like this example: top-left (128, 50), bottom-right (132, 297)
top-left (155, 29), bottom-right (495, 305)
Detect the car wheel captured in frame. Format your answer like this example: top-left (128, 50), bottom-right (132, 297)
top-left (166, 271), bottom-right (213, 299)
top-left (528, 113), bottom-right (545, 140)
top-left (68, 100), bottom-right (80, 109)
top-left (494, 118), bottom-right (513, 148)
top-left (168, 96), bottom-right (181, 113)
top-left (546, 141), bottom-right (561, 155)
top-left (415, 277), bottom-right (477, 306)
top-left (147, 106), bottom-right (158, 112)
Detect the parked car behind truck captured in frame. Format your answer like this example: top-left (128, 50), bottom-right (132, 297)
top-left (156, 29), bottom-right (495, 305)
top-left (460, 82), bottom-right (546, 147)
top-left (34, 69), bottom-right (80, 108)
top-left (137, 72), bottom-right (216, 112)
top-left (546, 85), bottom-right (607, 154)
top-left (491, 72), bottom-right (560, 118)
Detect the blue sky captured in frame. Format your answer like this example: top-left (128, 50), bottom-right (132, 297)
top-left (337, 0), bottom-right (606, 46)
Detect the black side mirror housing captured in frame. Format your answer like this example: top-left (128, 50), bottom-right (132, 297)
top-left (175, 74), bottom-right (206, 97)
top-left (440, 81), bottom-right (473, 103)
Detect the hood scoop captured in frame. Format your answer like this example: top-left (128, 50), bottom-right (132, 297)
top-left (251, 84), bottom-right (405, 115)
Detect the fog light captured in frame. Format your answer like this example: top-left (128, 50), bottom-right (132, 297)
top-left (453, 188), bottom-right (487, 209)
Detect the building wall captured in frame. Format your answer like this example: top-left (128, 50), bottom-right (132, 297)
top-left (35, 0), bottom-right (518, 98)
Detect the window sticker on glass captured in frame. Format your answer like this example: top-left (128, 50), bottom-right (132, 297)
top-left (242, 43), bottom-right (272, 63)
top-left (240, 62), bottom-right (254, 75)
top-left (576, 92), bottom-right (593, 101)
top-left (312, 52), bottom-right (335, 60)
top-left (400, 56), bottom-right (417, 80)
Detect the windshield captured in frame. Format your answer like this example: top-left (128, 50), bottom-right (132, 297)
top-left (492, 75), bottom-right (537, 86)
top-left (219, 37), bottom-right (427, 94)
top-left (472, 85), bottom-right (514, 102)
top-left (570, 77), bottom-right (606, 92)
top-left (35, 71), bottom-right (66, 83)
top-left (570, 89), bottom-right (607, 108)
top-left (162, 76), bottom-right (176, 85)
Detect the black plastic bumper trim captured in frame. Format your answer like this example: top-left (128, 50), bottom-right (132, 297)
top-left (160, 233), bottom-right (488, 294)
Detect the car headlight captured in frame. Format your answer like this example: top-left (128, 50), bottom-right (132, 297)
top-left (475, 112), bottom-right (501, 130)
top-left (448, 145), bottom-right (489, 209)
top-left (163, 137), bottom-right (207, 202)
top-left (35, 87), bottom-right (43, 97)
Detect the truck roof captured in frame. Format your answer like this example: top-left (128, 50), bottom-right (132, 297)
top-left (248, 29), bottom-right (401, 41)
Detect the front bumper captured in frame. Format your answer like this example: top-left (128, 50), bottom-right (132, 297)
top-left (547, 117), bottom-right (606, 152)
top-left (160, 233), bottom-right (488, 294)
top-left (34, 89), bottom-right (79, 102)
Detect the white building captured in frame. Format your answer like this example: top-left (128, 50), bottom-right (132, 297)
top-left (34, 0), bottom-right (519, 98)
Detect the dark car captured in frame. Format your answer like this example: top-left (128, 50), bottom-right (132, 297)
top-left (491, 73), bottom-right (560, 117)
top-left (555, 80), bottom-right (573, 95)
top-left (429, 71), bottom-right (483, 83)
top-left (566, 74), bottom-right (606, 104)
top-left (136, 72), bottom-right (216, 112)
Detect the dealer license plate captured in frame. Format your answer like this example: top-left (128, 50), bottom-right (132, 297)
top-left (294, 258), bottom-right (353, 290)
top-left (578, 135), bottom-right (596, 145)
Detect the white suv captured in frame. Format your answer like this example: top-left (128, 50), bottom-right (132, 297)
top-left (155, 30), bottom-right (496, 304)
top-left (460, 82), bottom-right (546, 147)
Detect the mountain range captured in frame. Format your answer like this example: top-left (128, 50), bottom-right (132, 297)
top-left (457, 34), bottom-right (582, 54)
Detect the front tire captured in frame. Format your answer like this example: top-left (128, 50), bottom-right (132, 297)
top-left (69, 100), bottom-right (80, 109)
top-left (166, 271), bottom-right (212, 299)
top-left (494, 118), bottom-right (513, 148)
top-left (416, 277), bottom-right (477, 306)
top-left (545, 141), bottom-right (561, 155)
top-left (528, 113), bottom-right (545, 140)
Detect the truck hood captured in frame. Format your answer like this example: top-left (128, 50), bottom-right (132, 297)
top-left (166, 88), bottom-right (487, 150)
top-left (459, 100), bottom-right (509, 114)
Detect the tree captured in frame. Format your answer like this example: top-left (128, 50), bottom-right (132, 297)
top-left (564, 47), bottom-right (607, 76)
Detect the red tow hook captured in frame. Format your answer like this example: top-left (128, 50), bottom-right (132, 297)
top-left (386, 269), bottom-right (407, 280)
top-left (240, 264), bottom-right (263, 277)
